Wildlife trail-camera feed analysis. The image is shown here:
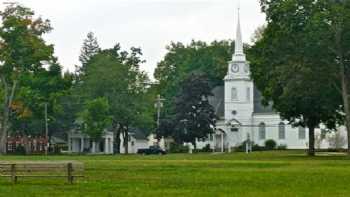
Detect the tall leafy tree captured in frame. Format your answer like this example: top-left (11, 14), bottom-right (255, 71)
top-left (249, 0), bottom-right (343, 156)
top-left (0, 4), bottom-right (54, 153)
top-left (11, 63), bottom-right (73, 137)
top-left (300, 0), bottom-right (350, 154)
top-left (154, 40), bottom-right (233, 128)
top-left (80, 44), bottom-right (152, 154)
top-left (80, 98), bottom-right (111, 149)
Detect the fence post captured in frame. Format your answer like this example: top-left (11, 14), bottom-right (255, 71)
top-left (11, 164), bottom-right (17, 184)
top-left (67, 163), bottom-right (73, 184)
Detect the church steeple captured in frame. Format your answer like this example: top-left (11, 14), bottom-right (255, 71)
top-left (232, 7), bottom-right (246, 62)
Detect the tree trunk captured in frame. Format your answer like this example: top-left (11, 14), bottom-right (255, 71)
top-left (337, 46), bottom-right (350, 155)
top-left (123, 128), bottom-right (129, 154)
top-left (341, 70), bottom-right (350, 155)
top-left (192, 140), bottom-right (197, 151)
top-left (0, 79), bottom-right (17, 155)
top-left (308, 126), bottom-right (315, 156)
top-left (0, 126), bottom-right (7, 154)
top-left (0, 101), bottom-right (10, 154)
top-left (334, 24), bottom-right (350, 155)
top-left (112, 123), bottom-right (121, 154)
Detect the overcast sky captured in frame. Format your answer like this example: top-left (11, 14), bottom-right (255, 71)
top-left (0, 0), bottom-right (266, 79)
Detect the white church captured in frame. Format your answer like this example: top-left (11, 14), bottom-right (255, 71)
top-left (197, 11), bottom-right (347, 152)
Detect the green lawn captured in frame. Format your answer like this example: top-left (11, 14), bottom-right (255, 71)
top-left (0, 151), bottom-right (349, 197)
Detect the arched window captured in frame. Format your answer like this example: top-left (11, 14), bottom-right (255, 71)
top-left (259, 122), bottom-right (266, 140)
top-left (278, 122), bottom-right (286, 140)
top-left (231, 87), bottom-right (238, 101)
top-left (298, 126), bottom-right (306, 140)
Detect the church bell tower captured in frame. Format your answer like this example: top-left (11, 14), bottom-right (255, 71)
top-left (224, 8), bottom-right (254, 133)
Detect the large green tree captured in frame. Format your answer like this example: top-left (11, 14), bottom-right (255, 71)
top-left (154, 40), bottom-right (234, 114)
top-left (172, 73), bottom-right (216, 147)
top-left (79, 44), bottom-right (153, 154)
top-left (0, 4), bottom-right (54, 154)
top-left (154, 40), bottom-right (234, 143)
top-left (300, 0), bottom-right (350, 154)
top-left (11, 63), bottom-right (73, 137)
top-left (249, 0), bottom-right (343, 156)
top-left (80, 97), bottom-right (111, 152)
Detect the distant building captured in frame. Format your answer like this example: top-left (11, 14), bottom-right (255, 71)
top-left (68, 128), bottom-right (149, 154)
top-left (68, 130), bottom-right (114, 154)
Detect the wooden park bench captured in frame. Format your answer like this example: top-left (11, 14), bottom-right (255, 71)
top-left (0, 161), bottom-right (84, 184)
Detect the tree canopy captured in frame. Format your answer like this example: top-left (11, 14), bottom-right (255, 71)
top-left (77, 44), bottom-right (154, 153)
top-left (172, 73), bottom-right (216, 146)
top-left (0, 4), bottom-right (55, 153)
top-left (249, 0), bottom-right (345, 155)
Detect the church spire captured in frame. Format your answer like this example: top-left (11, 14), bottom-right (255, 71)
top-left (235, 8), bottom-right (243, 55)
top-left (232, 6), bottom-right (246, 62)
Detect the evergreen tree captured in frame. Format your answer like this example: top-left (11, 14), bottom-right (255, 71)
top-left (78, 32), bottom-right (100, 75)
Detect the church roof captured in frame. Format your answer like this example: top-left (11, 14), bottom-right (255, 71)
top-left (253, 87), bottom-right (275, 114)
top-left (208, 86), bottom-right (225, 119)
top-left (129, 128), bottom-right (148, 140)
top-left (209, 86), bottom-right (275, 117)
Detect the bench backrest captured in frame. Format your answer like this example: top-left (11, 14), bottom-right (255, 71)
top-left (0, 162), bottom-right (84, 175)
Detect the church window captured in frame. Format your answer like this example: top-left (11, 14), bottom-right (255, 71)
top-left (246, 87), bottom-right (251, 101)
top-left (231, 127), bottom-right (239, 132)
top-left (259, 122), bottom-right (266, 140)
top-left (231, 87), bottom-right (238, 101)
top-left (278, 122), bottom-right (286, 140)
top-left (298, 126), bottom-right (306, 140)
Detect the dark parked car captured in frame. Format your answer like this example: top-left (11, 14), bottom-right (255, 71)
top-left (137, 146), bottom-right (166, 155)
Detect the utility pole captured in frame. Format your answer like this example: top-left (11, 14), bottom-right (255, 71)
top-left (154, 95), bottom-right (165, 144)
top-left (44, 103), bottom-right (49, 155)
top-left (154, 95), bottom-right (165, 128)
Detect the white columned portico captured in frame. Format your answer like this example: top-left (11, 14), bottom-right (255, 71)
top-left (80, 137), bottom-right (84, 153)
top-left (110, 138), bottom-right (114, 154)
top-left (213, 133), bottom-right (216, 152)
top-left (92, 141), bottom-right (96, 153)
top-left (104, 137), bottom-right (108, 154)
top-left (221, 132), bottom-right (224, 153)
top-left (68, 134), bottom-right (72, 152)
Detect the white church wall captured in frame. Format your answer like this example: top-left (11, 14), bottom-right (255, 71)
top-left (322, 126), bottom-right (348, 149)
top-left (252, 113), bottom-right (309, 149)
top-left (224, 80), bottom-right (254, 122)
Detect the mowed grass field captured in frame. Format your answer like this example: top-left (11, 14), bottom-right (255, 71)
top-left (0, 151), bottom-right (350, 197)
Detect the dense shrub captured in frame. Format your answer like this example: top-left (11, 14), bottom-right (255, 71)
top-left (14, 145), bottom-right (26, 155)
top-left (252, 144), bottom-right (265, 151)
top-left (169, 143), bottom-right (189, 153)
top-left (201, 144), bottom-right (213, 153)
top-left (265, 139), bottom-right (277, 150)
top-left (236, 140), bottom-right (265, 152)
top-left (277, 144), bottom-right (287, 150)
